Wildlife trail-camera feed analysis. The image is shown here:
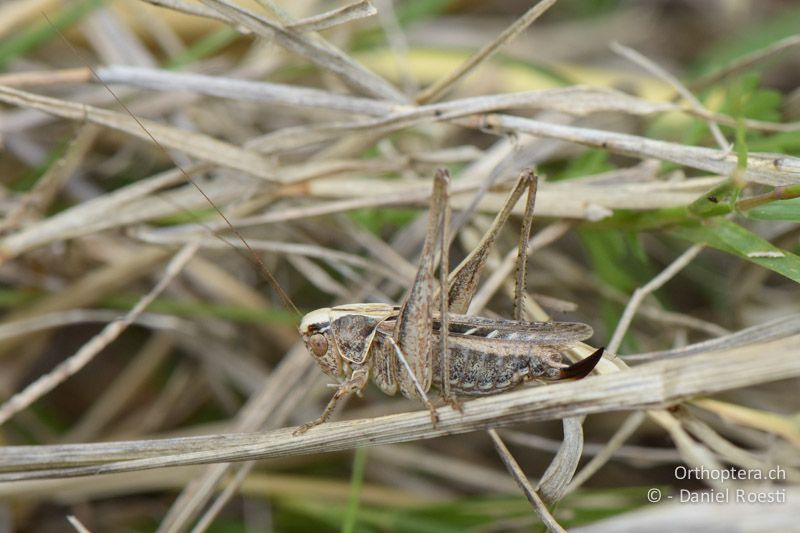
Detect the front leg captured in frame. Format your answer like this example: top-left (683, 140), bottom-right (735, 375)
top-left (384, 334), bottom-right (439, 427)
top-left (293, 369), bottom-right (369, 435)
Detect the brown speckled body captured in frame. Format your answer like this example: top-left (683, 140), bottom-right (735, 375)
top-left (302, 304), bottom-right (592, 401)
top-left (432, 342), bottom-right (562, 395)
top-left (294, 170), bottom-right (604, 435)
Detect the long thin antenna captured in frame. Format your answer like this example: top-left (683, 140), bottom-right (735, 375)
top-left (44, 13), bottom-right (301, 318)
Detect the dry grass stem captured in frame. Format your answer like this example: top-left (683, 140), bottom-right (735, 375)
top-left (566, 411), bottom-right (647, 493)
top-left (415, 0), bottom-right (557, 103)
top-left (488, 428), bottom-right (566, 533)
top-left (475, 114), bottom-right (800, 186)
top-left (190, 462), bottom-right (254, 533)
top-left (624, 314), bottom-right (800, 362)
top-left (501, 425), bottom-right (681, 465)
top-left (285, 1), bottom-right (377, 33)
top-left (608, 243), bottom-right (705, 354)
top-left (690, 34), bottom-right (800, 92)
top-left (0, 310), bottom-right (188, 343)
top-left (198, 0), bottom-right (405, 102)
top-left (611, 42), bottom-right (730, 151)
top-left (66, 515), bottom-right (91, 533)
top-left (0, 86), bottom-right (276, 180)
top-left (0, 244), bottom-right (199, 425)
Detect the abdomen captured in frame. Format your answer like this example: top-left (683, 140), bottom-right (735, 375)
top-left (434, 344), bottom-right (563, 396)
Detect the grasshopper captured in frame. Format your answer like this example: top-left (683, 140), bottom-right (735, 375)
top-left (295, 169), bottom-right (604, 434)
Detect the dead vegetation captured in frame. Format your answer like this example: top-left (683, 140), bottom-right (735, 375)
top-left (0, 0), bottom-right (799, 531)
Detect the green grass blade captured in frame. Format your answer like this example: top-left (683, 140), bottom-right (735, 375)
top-left (342, 447), bottom-right (368, 533)
top-left (670, 219), bottom-right (800, 283)
top-left (165, 26), bottom-right (239, 69)
top-left (0, 0), bottom-right (103, 70)
top-left (746, 197), bottom-right (800, 221)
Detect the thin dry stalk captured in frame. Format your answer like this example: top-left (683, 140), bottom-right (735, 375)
top-left (607, 243), bottom-right (705, 354)
top-left (0, 86), bottom-right (276, 181)
top-left (0, 125), bottom-right (99, 233)
top-left (624, 314), bottom-right (800, 362)
top-left (501, 427), bottom-right (681, 465)
top-left (611, 42), bottom-right (730, 151)
top-left (285, 1), bottom-right (377, 33)
top-left (370, 445), bottom-right (517, 493)
top-left (415, 0), bottom-right (557, 103)
top-left (190, 463), bottom-right (254, 533)
top-left (198, 0), bottom-right (405, 102)
top-left (489, 428), bottom-right (566, 533)
top-left (0, 244), bottom-right (199, 425)
top-left (154, 345), bottom-right (316, 532)
top-left (65, 332), bottom-right (176, 443)
top-left (0, 67), bottom-right (91, 87)
top-left (470, 114), bottom-right (800, 186)
top-left (66, 515), bottom-right (91, 533)
top-left (566, 411), bottom-right (646, 493)
top-left (690, 34), bottom-right (800, 92)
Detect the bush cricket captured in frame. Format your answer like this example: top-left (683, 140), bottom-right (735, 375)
top-left (296, 169), bottom-right (604, 434)
top-left (28, 26), bottom-right (602, 437)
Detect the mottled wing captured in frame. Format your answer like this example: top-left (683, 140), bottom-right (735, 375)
top-left (438, 314), bottom-right (593, 344)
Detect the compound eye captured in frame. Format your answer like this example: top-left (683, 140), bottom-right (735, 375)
top-left (308, 333), bottom-right (328, 357)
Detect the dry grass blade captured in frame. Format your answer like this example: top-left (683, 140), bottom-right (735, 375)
top-left (472, 114), bottom-right (800, 186)
top-left (143, 0), bottom-right (243, 28)
top-left (624, 314), bottom-right (800, 362)
top-left (536, 416), bottom-right (583, 504)
top-left (415, 0), bottom-right (557, 103)
top-left (66, 515), bottom-right (91, 533)
top-left (155, 345), bottom-right (316, 532)
top-left (0, 124), bottom-right (98, 233)
top-left (0, 0), bottom-right (52, 37)
top-left (286, 0), bottom-right (377, 33)
top-left (0, 67), bottom-right (91, 87)
top-left (0, 86), bottom-right (275, 180)
top-left (369, 444), bottom-right (518, 493)
top-left (488, 428), bottom-right (566, 533)
top-left (189, 462), bottom-right (254, 533)
top-left (134, 232), bottom-right (403, 281)
top-left (304, 176), bottom-right (725, 216)
top-left (198, 0), bottom-right (405, 102)
top-left (95, 66), bottom-right (396, 116)
top-left (0, 246), bottom-right (172, 358)
top-left (0, 164), bottom-right (207, 260)
top-left (566, 411), bottom-right (647, 493)
top-left (0, 244), bottom-right (198, 425)
top-left (608, 244), bottom-right (705, 354)
top-left (65, 332), bottom-right (177, 443)
top-left (92, 67), bottom-right (798, 135)
top-left (611, 42), bottom-right (730, 151)
top-left (691, 399), bottom-right (800, 447)
top-left (0, 310), bottom-right (188, 343)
